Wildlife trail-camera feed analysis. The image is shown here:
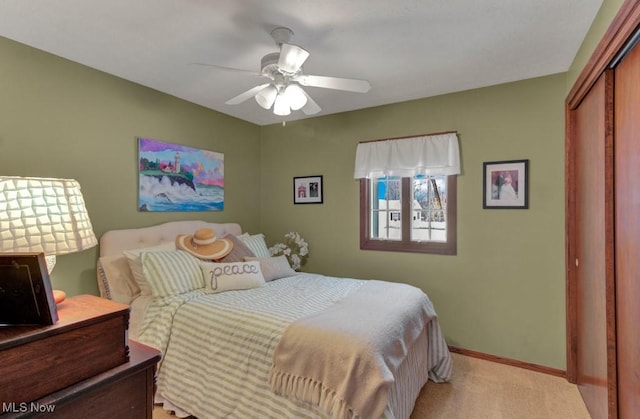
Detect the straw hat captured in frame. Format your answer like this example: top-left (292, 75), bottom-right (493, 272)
top-left (176, 228), bottom-right (233, 260)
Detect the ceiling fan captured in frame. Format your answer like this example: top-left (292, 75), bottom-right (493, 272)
top-left (196, 27), bottom-right (371, 117)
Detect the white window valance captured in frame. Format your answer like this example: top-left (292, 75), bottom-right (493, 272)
top-left (353, 133), bottom-right (461, 179)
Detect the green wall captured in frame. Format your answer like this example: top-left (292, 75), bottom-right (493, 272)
top-left (0, 36), bottom-right (261, 296)
top-left (0, 0), bottom-right (626, 370)
top-left (260, 74), bottom-right (567, 368)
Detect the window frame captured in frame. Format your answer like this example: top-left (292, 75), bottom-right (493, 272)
top-left (359, 175), bottom-right (457, 255)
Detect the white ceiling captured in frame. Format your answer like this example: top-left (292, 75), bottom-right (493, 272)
top-left (0, 0), bottom-right (602, 126)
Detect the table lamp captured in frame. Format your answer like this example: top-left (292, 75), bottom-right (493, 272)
top-left (0, 176), bottom-right (97, 304)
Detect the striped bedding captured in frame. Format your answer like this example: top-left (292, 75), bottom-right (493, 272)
top-left (138, 274), bottom-right (451, 419)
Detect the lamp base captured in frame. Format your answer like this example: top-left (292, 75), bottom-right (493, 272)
top-left (53, 290), bottom-right (66, 305)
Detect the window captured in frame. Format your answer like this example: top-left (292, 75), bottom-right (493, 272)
top-left (354, 132), bottom-right (460, 254)
top-left (360, 175), bottom-right (457, 254)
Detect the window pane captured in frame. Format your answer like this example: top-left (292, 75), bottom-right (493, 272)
top-left (411, 175), bottom-right (447, 242)
top-left (370, 177), bottom-right (402, 240)
top-left (360, 176), bottom-right (456, 255)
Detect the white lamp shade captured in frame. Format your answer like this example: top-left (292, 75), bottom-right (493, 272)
top-left (284, 84), bottom-right (308, 111)
top-left (255, 85), bottom-right (278, 109)
top-left (273, 94), bottom-right (291, 116)
top-left (278, 44), bottom-right (310, 74)
top-left (0, 177), bottom-right (97, 256)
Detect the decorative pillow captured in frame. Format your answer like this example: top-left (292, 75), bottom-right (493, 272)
top-left (140, 250), bottom-right (204, 297)
top-left (200, 261), bottom-right (265, 293)
top-left (216, 234), bottom-right (256, 262)
top-left (243, 255), bottom-right (297, 282)
top-left (238, 233), bottom-right (271, 258)
top-left (97, 254), bottom-right (140, 305)
top-left (123, 241), bottom-right (177, 296)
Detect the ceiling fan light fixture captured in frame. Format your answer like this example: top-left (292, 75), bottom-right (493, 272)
top-left (273, 94), bottom-right (291, 116)
top-left (284, 84), bottom-right (308, 110)
top-left (278, 44), bottom-right (310, 74)
top-left (214, 26), bottom-right (368, 120)
top-left (255, 85), bottom-right (277, 109)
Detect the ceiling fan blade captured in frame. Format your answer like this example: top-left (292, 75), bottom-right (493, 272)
top-left (300, 90), bottom-right (321, 115)
top-left (225, 83), bottom-right (271, 105)
top-left (190, 62), bottom-right (262, 76)
top-left (278, 43), bottom-right (310, 74)
top-left (295, 74), bottom-right (371, 93)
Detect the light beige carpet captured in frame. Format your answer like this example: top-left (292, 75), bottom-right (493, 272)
top-left (410, 353), bottom-right (591, 419)
top-left (153, 353), bottom-right (591, 419)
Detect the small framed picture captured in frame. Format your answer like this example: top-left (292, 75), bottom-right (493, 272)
top-left (293, 175), bottom-right (323, 204)
top-left (483, 159), bottom-right (529, 209)
top-left (0, 253), bottom-right (58, 325)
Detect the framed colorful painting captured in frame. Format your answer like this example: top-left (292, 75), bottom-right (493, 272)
top-left (138, 138), bottom-right (224, 211)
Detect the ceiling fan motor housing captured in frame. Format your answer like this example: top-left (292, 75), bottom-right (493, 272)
top-left (261, 52), bottom-right (297, 91)
top-left (261, 52), bottom-right (280, 74)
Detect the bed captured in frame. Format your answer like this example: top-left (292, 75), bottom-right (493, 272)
top-left (97, 220), bottom-right (451, 419)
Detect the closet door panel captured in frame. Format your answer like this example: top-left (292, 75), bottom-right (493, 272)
top-left (614, 40), bottom-right (640, 419)
top-left (573, 72), bottom-right (615, 419)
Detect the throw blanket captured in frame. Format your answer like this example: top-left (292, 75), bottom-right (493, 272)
top-left (269, 280), bottom-right (436, 419)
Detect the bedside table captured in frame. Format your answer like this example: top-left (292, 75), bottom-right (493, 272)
top-left (0, 295), bottom-right (161, 418)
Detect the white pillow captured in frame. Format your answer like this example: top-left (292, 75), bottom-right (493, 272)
top-left (238, 233), bottom-right (271, 258)
top-left (200, 261), bottom-right (265, 294)
top-left (141, 250), bottom-right (204, 297)
top-left (243, 255), bottom-right (297, 282)
top-left (123, 241), bottom-right (177, 296)
top-left (97, 254), bottom-right (140, 304)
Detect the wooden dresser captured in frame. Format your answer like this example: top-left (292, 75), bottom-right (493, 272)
top-left (0, 295), bottom-right (161, 418)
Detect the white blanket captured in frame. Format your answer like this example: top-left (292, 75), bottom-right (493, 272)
top-left (269, 280), bottom-right (439, 419)
top-left (137, 274), bottom-right (451, 418)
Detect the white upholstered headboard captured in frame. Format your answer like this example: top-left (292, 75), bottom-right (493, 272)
top-left (97, 220), bottom-right (242, 336)
top-left (97, 220), bottom-right (242, 306)
top-left (99, 220), bottom-right (242, 257)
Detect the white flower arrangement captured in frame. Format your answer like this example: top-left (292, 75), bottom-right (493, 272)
top-left (269, 232), bottom-right (309, 271)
